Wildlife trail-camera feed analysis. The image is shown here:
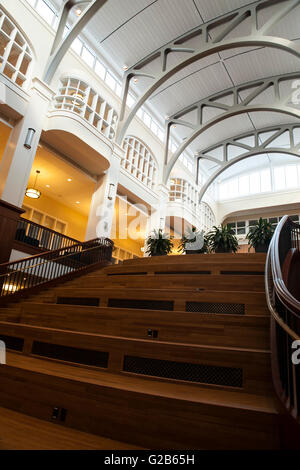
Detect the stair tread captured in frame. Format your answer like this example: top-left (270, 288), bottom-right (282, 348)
top-left (5, 351), bottom-right (277, 414)
top-left (17, 302), bottom-right (271, 320)
top-left (0, 320), bottom-right (270, 354)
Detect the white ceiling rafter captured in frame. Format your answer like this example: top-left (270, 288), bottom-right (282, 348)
top-left (116, 0), bottom-right (300, 146)
top-left (196, 123), bottom-right (300, 201)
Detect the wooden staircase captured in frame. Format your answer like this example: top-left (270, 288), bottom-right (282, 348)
top-left (0, 253), bottom-right (284, 449)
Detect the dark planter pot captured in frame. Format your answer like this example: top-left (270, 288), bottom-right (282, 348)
top-left (185, 249), bottom-right (205, 255)
top-left (151, 252), bottom-right (166, 256)
top-left (254, 242), bottom-right (269, 253)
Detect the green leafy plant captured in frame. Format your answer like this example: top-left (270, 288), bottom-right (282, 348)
top-left (145, 229), bottom-right (174, 256)
top-left (178, 226), bottom-right (208, 254)
top-left (207, 224), bottom-right (239, 253)
top-left (246, 217), bottom-right (274, 252)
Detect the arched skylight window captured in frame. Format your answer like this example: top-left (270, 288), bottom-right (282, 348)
top-left (0, 8), bottom-right (33, 88)
top-left (53, 77), bottom-right (118, 140)
top-left (121, 136), bottom-right (157, 189)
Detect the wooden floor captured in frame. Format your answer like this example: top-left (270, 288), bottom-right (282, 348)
top-left (0, 406), bottom-right (143, 450)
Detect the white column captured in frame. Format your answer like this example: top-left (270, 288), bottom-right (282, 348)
top-left (0, 78), bottom-right (54, 207)
top-left (85, 153), bottom-right (121, 240)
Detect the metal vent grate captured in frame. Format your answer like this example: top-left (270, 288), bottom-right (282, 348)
top-left (186, 302), bottom-right (245, 315)
top-left (108, 298), bottom-right (174, 311)
top-left (0, 334), bottom-right (24, 352)
top-left (123, 355), bottom-right (243, 387)
top-left (57, 297), bottom-right (100, 307)
top-left (32, 341), bottom-right (109, 368)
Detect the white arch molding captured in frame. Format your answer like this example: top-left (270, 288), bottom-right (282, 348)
top-left (196, 123), bottom-right (300, 202)
top-left (117, 0), bottom-right (300, 144)
top-left (163, 72), bottom-right (300, 183)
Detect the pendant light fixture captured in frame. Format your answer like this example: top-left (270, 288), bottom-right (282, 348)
top-left (25, 170), bottom-right (41, 199)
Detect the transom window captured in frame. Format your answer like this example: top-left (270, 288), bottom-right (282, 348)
top-left (0, 9), bottom-right (33, 88)
top-left (122, 137), bottom-right (157, 190)
top-left (53, 77), bottom-right (118, 140)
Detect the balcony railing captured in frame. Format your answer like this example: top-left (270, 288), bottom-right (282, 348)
top-left (0, 238), bottom-right (113, 298)
top-left (15, 218), bottom-right (79, 252)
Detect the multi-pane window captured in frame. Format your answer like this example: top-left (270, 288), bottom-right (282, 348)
top-left (53, 77), bottom-right (118, 140)
top-left (200, 202), bottom-right (215, 232)
top-left (0, 9), bottom-right (33, 88)
top-left (228, 215), bottom-right (300, 238)
top-left (122, 137), bottom-right (157, 190)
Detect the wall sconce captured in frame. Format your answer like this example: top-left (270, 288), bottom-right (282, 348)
top-left (108, 183), bottom-right (115, 200)
top-left (24, 128), bottom-right (36, 149)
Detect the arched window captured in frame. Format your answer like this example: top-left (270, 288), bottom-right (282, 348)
top-left (0, 8), bottom-right (33, 88)
top-left (53, 77), bottom-right (118, 140)
top-left (122, 136), bottom-right (157, 189)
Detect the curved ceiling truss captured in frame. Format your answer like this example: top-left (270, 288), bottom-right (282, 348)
top-left (117, 0), bottom-right (300, 144)
top-left (196, 123), bottom-right (300, 202)
top-left (43, 0), bottom-right (108, 84)
top-left (163, 72), bottom-right (300, 183)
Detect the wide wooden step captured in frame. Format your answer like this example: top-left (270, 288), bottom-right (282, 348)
top-left (123, 253), bottom-right (267, 266)
top-left (14, 302), bottom-right (270, 349)
top-left (0, 406), bottom-right (142, 450)
top-left (68, 273), bottom-right (265, 292)
top-left (0, 351), bottom-right (279, 449)
top-left (0, 319), bottom-right (272, 395)
top-left (50, 287), bottom-right (268, 316)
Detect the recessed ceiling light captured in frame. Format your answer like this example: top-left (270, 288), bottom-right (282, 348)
top-left (76, 201), bottom-right (80, 204)
top-left (133, 78), bottom-right (138, 84)
top-left (75, 8), bottom-right (82, 16)
top-left (46, 184), bottom-right (50, 188)
top-left (67, 178), bottom-right (72, 182)
top-left (122, 64), bottom-right (128, 71)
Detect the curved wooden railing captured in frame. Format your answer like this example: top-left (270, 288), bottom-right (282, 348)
top-left (0, 237), bottom-right (113, 298)
top-left (265, 216), bottom-right (300, 422)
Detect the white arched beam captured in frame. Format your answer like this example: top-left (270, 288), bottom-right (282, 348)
top-left (163, 73), bottom-right (300, 183)
top-left (43, 0), bottom-right (108, 84)
top-left (117, 0), bottom-right (300, 144)
top-left (196, 123), bottom-right (300, 202)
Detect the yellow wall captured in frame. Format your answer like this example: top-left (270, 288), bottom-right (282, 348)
top-left (0, 121), bottom-right (12, 164)
top-left (22, 193), bottom-right (88, 241)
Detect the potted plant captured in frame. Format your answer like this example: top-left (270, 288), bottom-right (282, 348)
top-left (246, 217), bottom-right (274, 252)
top-left (145, 229), bottom-right (174, 256)
top-left (207, 224), bottom-right (239, 253)
top-left (178, 226), bottom-right (208, 254)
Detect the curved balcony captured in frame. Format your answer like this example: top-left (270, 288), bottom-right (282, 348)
top-left (51, 77), bottom-right (118, 141)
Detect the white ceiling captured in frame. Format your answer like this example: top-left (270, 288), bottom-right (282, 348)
top-left (53, 0), bottom-right (300, 179)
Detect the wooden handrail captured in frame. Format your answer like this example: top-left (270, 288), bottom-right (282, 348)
top-left (1, 237), bottom-right (105, 267)
top-left (266, 215), bottom-right (300, 423)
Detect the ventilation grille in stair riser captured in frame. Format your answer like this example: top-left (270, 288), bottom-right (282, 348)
top-left (0, 335), bottom-right (24, 352)
top-left (155, 271), bottom-right (210, 275)
top-left (31, 341), bottom-right (109, 368)
top-left (108, 299), bottom-right (174, 311)
top-left (123, 355), bottom-right (243, 387)
top-left (221, 271), bottom-right (264, 275)
top-left (186, 302), bottom-right (245, 315)
top-left (57, 297), bottom-right (100, 307)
